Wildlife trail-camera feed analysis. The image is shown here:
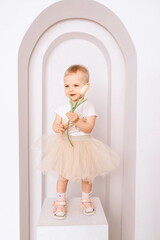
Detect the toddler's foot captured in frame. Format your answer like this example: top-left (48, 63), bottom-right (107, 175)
top-left (81, 198), bottom-right (96, 216)
top-left (52, 199), bottom-right (67, 220)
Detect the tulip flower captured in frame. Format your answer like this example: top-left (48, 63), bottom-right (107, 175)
top-left (66, 83), bottom-right (90, 147)
top-left (79, 83), bottom-right (90, 98)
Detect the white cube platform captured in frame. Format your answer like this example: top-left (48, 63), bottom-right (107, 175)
top-left (37, 197), bottom-right (108, 240)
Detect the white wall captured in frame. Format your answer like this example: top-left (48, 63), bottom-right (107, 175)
top-left (0, 0), bottom-right (160, 240)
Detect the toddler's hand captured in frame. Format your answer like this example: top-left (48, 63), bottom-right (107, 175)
top-left (66, 112), bottom-right (79, 123)
top-left (57, 124), bottom-right (67, 136)
top-left (63, 122), bottom-right (69, 129)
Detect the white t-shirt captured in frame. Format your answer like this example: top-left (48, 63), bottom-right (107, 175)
top-left (54, 100), bottom-right (98, 136)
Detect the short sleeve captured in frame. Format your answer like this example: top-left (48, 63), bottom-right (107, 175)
top-left (84, 102), bottom-right (98, 117)
top-left (54, 105), bottom-right (63, 117)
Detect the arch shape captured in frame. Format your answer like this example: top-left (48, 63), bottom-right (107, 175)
top-left (42, 30), bottom-right (112, 137)
top-left (18, 1), bottom-right (137, 240)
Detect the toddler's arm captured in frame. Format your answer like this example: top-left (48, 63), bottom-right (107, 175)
top-left (52, 114), bottom-right (68, 135)
top-left (66, 112), bottom-right (96, 133)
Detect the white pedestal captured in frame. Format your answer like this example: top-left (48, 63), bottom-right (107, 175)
top-left (37, 197), bottom-right (108, 240)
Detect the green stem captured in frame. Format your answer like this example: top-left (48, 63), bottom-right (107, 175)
top-left (66, 95), bottom-right (87, 147)
top-left (66, 119), bottom-right (74, 147)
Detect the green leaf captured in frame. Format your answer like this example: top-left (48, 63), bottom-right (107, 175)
top-left (66, 97), bottom-right (88, 147)
top-left (69, 96), bottom-right (74, 111)
top-left (76, 98), bottom-right (87, 107)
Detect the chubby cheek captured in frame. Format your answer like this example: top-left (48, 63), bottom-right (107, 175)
top-left (64, 89), bottom-right (69, 95)
top-left (72, 93), bottom-right (80, 100)
top-left (75, 91), bottom-right (81, 96)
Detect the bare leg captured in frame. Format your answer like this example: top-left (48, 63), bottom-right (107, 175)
top-left (81, 180), bottom-right (92, 193)
top-left (53, 176), bottom-right (68, 219)
top-left (56, 175), bottom-right (68, 193)
top-left (81, 180), bottom-right (95, 215)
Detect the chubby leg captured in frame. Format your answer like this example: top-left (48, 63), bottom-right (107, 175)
top-left (81, 180), bottom-right (95, 215)
top-left (56, 175), bottom-right (69, 193)
top-left (53, 176), bottom-right (68, 219)
top-left (81, 180), bottom-right (92, 193)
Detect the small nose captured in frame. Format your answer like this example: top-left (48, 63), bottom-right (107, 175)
top-left (69, 86), bottom-right (74, 91)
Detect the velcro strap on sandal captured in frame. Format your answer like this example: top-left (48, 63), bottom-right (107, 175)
top-left (81, 198), bottom-right (94, 208)
top-left (53, 206), bottom-right (66, 213)
top-left (81, 198), bottom-right (92, 203)
top-left (53, 200), bottom-right (67, 206)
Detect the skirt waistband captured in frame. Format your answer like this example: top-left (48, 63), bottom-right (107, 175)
top-left (62, 134), bottom-right (92, 141)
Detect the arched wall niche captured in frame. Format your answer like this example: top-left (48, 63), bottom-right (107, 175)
top-left (18, 1), bottom-right (137, 240)
top-left (42, 31), bottom-right (112, 140)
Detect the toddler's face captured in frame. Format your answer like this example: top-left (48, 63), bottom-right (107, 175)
top-left (64, 72), bottom-right (87, 102)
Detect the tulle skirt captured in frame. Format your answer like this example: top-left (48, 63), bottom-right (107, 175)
top-left (32, 133), bottom-right (120, 183)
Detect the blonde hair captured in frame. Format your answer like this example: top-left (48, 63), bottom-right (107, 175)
top-left (64, 64), bottom-right (89, 83)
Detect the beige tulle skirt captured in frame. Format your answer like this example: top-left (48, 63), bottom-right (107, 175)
top-left (32, 133), bottom-right (120, 183)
